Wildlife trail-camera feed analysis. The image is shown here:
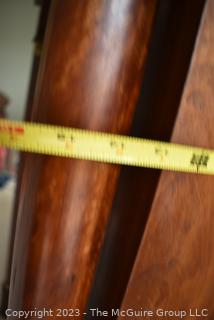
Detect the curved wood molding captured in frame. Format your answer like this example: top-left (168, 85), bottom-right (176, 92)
top-left (8, 0), bottom-right (157, 315)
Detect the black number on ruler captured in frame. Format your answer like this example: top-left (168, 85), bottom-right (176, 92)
top-left (155, 146), bottom-right (168, 161)
top-left (190, 153), bottom-right (209, 172)
top-left (110, 140), bottom-right (124, 155)
top-left (57, 133), bottom-right (65, 140)
top-left (57, 133), bottom-right (74, 142)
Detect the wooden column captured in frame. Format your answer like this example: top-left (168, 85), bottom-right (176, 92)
top-left (119, 0), bottom-right (214, 317)
top-left (8, 0), bottom-right (157, 316)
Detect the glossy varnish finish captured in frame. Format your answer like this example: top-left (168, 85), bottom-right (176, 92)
top-left (8, 0), bottom-right (157, 315)
top-left (119, 0), bottom-right (214, 317)
top-left (86, 1), bottom-right (205, 315)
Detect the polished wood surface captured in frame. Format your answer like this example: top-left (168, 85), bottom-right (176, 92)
top-left (87, 0), bottom-right (205, 315)
top-left (119, 0), bottom-right (214, 317)
top-left (8, 0), bottom-right (157, 316)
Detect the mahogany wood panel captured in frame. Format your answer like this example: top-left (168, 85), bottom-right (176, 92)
top-left (119, 0), bottom-right (214, 318)
top-left (8, 0), bottom-right (157, 316)
top-left (86, 0), bottom-right (205, 316)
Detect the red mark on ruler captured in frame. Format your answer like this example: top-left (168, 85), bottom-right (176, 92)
top-left (0, 124), bottom-right (24, 136)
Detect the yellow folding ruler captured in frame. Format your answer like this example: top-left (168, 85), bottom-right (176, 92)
top-left (0, 119), bottom-right (214, 175)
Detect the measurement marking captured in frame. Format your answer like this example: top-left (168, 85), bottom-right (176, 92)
top-left (0, 119), bottom-right (214, 175)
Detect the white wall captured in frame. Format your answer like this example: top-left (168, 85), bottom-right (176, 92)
top-left (0, 0), bottom-right (40, 120)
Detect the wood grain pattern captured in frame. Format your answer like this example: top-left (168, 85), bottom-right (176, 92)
top-left (86, 0), bottom-right (205, 316)
top-left (119, 0), bottom-right (214, 318)
top-left (8, 0), bottom-right (157, 316)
